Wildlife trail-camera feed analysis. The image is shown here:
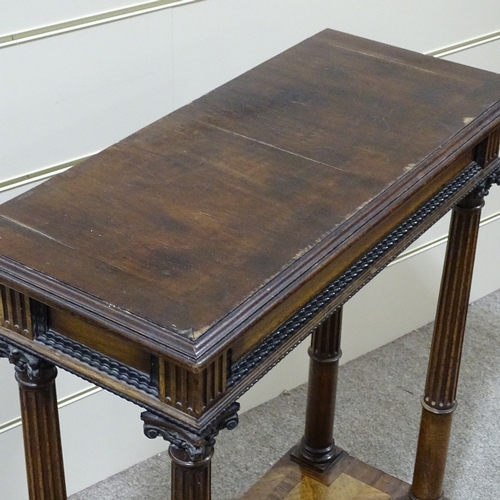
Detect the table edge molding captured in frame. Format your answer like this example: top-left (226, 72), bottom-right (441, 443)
top-left (227, 159), bottom-right (500, 394)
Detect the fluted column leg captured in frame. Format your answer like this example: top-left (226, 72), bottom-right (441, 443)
top-left (292, 307), bottom-right (343, 471)
top-left (410, 190), bottom-right (483, 500)
top-left (10, 349), bottom-right (67, 500)
top-left (169, 444), bottom-right (213, 500)
top-left (142, 402), bottom-right (239, 500)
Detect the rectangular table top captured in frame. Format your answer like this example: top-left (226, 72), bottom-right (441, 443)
top-left (1, 29), bottom-right (500, 366)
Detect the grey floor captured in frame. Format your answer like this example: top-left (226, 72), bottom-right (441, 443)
top-left (70, 289), bottom-right (500, 499)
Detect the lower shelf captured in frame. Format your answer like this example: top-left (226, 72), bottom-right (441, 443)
top-left (239, 448), bottom-right (410, 499)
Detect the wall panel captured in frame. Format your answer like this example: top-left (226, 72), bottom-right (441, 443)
top-left (171, 0), bottom-right (329, 108)
top-left (0, 9), bottom-right (174, 181)
top-left (0, 359), bottom-right (21, 424)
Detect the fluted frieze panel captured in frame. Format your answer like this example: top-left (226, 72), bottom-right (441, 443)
top-left (0, 284), bottom-right (32, 338)
top-left (485, 128), bottom-right (500, 166)
top-left (161, 354), bottom-right (227, 417)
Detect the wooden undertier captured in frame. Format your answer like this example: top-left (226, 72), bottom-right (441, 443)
top-left (239, 449), bottom-right (410, 500)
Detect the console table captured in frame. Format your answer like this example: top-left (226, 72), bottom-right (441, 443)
top-left (1, 29), bottom-right (499, 500)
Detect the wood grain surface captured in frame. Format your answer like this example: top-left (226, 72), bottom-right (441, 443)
top-left (239, 449), bottom-right (409, 500)
top-left (0, 29), bottom-right (499, 359)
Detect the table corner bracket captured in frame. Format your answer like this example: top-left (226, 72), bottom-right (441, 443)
top-left (141, 401), bottom-right (240, 461)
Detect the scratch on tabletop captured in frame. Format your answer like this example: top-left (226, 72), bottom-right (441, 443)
top-left (200, 122), bottom-right (346, 173)
top-left (0, 214), bottom-right (74, 249)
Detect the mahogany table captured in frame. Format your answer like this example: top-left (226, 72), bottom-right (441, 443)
top-left (1, 29), bottom-right (499, 500)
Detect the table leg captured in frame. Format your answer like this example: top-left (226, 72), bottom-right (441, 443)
top-left (9, 348), bottom-right (67, 500)
top-left (292, 307), bottom-right (343, 471)
top-left (410, 190), bottom-right (483, 500)
top-left (169, 444), bottom-right (213, 500)
top-left (142, 402), bottom-right (239, 500)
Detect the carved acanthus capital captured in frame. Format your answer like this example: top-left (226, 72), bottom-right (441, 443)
top-left (0, 342), bottom-right (55, 383)
top-left (9, 348), bottom-right (47, 380)
top-left (142, 412), bottom-right (210, 460)
top-left (141, 402), bottom-right (240, 462)
top-left (204, 401), bottom-right (240, 437)
top-left (474, 168), bottom-right (500, 199)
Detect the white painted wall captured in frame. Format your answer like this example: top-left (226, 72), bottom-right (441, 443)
top-left (1, 1), bottom-right (500, 497)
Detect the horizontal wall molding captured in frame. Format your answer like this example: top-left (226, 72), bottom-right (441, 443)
top-left (426, 29), bottom-right (500, 58)
top-left (0, 385), bottom-right (101, 435)
top-left (1, 5), bottom-right (499, 54)
top-left (0, 0), bottom-right (199, 49)
top-left (0, 157), bottom-right (88, 193)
